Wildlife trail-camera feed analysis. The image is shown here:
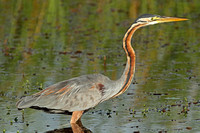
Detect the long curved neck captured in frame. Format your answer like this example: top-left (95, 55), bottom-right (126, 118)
top-left (112, 23), bottom-right (144, 97)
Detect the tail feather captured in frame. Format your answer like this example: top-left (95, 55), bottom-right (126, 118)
top-left (16, 96), bottom-right (37, 109)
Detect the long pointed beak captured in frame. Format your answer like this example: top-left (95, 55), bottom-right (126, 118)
top-left (157, 17), bottom-right (188, 23)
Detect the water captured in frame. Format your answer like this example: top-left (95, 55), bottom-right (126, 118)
top-left (0, 0), bottom-right (200, 132)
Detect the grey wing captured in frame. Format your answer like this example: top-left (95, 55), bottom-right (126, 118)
top-left (16, 74), bottom-right (111, 112)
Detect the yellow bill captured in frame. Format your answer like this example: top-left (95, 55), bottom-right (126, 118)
top-left (157, 17), bottom-right (188, 23)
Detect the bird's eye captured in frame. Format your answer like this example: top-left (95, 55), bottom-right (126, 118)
top-left (151, 17), bottom-right (156, 21)
top-left (151, 16), bottom-right (159, 21)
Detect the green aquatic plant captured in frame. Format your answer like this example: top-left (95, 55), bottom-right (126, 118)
top-left (142, 108), bottom-right (149, 117)
top-left (10, 120), bottom-right (13, 125)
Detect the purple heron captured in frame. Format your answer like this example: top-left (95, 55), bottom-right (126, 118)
top-left (16, 14), bottom-right (187, 124)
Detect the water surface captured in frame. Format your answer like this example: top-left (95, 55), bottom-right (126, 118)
top-left (0, 0), bottom-right (200, 132)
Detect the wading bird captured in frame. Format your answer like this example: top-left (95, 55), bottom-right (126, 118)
top-left (16, 14), bottom-right (187, 124)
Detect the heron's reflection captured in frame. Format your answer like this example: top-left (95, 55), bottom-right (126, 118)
top-left (46, 121), bottom-right (92, 133)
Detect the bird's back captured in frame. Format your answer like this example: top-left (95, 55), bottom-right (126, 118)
top-left (16, 74), bottom-right (114, 113)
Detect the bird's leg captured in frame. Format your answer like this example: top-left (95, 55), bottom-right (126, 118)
top-left (71, 123), bottom-right (84, 133)
top-left (70, 111), bottom-right (84, 124)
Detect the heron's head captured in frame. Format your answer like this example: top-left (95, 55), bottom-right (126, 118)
top-left (135, 14), bottom-right (188, 26)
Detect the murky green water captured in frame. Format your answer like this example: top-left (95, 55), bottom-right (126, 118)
top-left (0, 0), bottom-right (200, 132)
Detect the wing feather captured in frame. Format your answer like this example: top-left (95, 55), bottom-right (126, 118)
top-left (17, 74), bottom-right (111, 112)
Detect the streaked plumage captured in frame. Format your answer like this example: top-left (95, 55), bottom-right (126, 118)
top-left (17, 74), bottom-right (119, 113)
